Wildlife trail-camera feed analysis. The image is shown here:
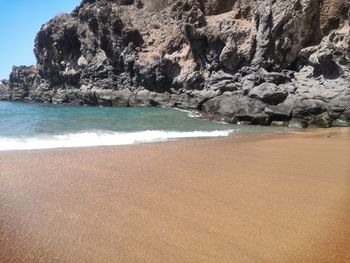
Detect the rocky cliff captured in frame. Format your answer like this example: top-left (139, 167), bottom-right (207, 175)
top-left (1, 0), bottom-right (350, 127)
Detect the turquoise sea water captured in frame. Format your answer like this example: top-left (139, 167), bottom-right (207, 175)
top-left (0, 101), bottom-right (287, 150)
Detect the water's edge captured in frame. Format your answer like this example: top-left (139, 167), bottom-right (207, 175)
top-left (0, 130), bottom-right (236, 151)
top-left (0, 102), bottom-right (293, 151)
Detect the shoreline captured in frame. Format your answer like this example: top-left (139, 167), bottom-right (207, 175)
top-left (0, 128), bottom-right (350, 262)
top-left (0, 126), bottom-right (347, 153)
top-left (0, 123), bottom-right (290, 152)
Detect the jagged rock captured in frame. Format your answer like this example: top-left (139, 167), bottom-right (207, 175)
top-left (283, 97), bottom-right (328, 119)
top-left (332, 106), bottom-right (350, 127)
top-left (129, 90), bottom-right (151, 107)
top-left (192, 89), bottom-right (221, 107)
top-left (264, 72), bottom-right (291, 85)
top-left (96, 90), bottom-right (130, 107)
top-left (242, 73), bottom-right (263, 85)
top-left (278, 84), bottom-right (297, 94)
top-left (148, 92), bottom-right (172, 107)
top-left (232, 98), bottom-right (269, 125)
top-left (1, 0), bottom-right (349, 128)
top-left (7, 66), bottom-right (39, 101)
top-left (309, 112), bottom-right (334, 128)
top-left (0, 81), bottom-right (11, 100)
top-left (333, 117), bottom-right (350, 127)
top-left (249, 83), bottom-right (288, 105)
top-left (327, 94), bottom-right (350, 118)
top-left (332, 107), bottom-right (350, 127)
top-left (265, 105), bottom-right (292, 121)
top-left (182, 71), bottom-right (205, 90)
top-left (202, 95), bottom-right (242, 117)
top-left (202, 94), bottom-right (268, 124)
top-left (169, 93), bottom-right (200, 109)
top-left (207, 71), bottom-right (238, 90)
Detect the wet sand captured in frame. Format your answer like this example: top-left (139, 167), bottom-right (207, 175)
top-left (0, 128), bottom-right (350, 262)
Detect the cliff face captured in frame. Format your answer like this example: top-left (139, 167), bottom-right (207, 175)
top-left (1, 0), bottom-right (349, 127)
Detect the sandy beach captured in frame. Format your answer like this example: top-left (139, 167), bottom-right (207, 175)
top-left (0, 128), bottom-right (350, 262)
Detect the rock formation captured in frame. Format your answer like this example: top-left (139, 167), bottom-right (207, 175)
top-left (1, 0), bottom-right (349, 127)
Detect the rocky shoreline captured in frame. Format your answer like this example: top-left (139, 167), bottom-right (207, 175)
top-left (1, 0), bottom-right (349, 128)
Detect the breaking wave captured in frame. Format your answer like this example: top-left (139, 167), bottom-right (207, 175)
top-left (0, 130), bottom-right (234, 151)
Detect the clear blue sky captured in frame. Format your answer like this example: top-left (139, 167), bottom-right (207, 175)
top-left (0, 0), bottom-right (81, 80)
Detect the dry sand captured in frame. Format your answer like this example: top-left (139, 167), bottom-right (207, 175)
top-left (0, 128), bottom-right (350, 262)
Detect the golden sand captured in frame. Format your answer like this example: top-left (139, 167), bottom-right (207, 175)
top-left (0, 129), bottom-right (350, 262)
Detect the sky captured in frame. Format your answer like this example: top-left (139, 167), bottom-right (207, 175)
top-left (0, 0), bottom-right (81, 80)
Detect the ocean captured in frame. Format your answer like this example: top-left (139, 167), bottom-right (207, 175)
top-left (0, 101), bottom-right (286, 150)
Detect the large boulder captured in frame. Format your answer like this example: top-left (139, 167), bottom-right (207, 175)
top-left (202, 94), bottom-right (268, 124)
top-left (265, 104), bottom-right (292, 121)
top-left (249, 83), bottom-right (288, 105)
top-left (309, 112), bottom-right (334, 128)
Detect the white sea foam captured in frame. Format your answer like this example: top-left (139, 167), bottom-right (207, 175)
top-left (0, 130), bottom-right (234, 151)
top-left (174, 108), bottom-right (202, 118)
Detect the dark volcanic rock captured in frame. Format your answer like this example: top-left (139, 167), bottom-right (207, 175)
top-left (333, 115), bottom-right (350, 127)
top-left (249, 83), bottom-right (288, 105)
top-left (309, 112), bottom-right (334, 128)
top-left (265, 105), bottom-right (292, 121)
top-left (97, 90), bottom-right (130, 107)
top-left (202, 94), bottom-right (269, 124)
top-left (285, 98), bottom-right (328, 119)
top-left (1, 0), bottom-right (349, 128)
